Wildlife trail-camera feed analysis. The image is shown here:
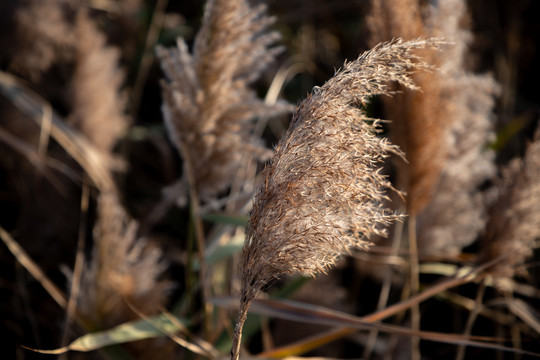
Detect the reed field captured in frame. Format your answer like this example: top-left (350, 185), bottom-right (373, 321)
top-left (1, 0), bottom-right (539, 359)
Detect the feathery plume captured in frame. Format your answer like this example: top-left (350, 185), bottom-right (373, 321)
top-left (369, 0), bottom-right (498, 255)
top-left (416, 74), bottom-right (497, 256)
top-left (415, 0), bottom-right (498, 255)
top-left (231, 38), bottom-right (441, 360)
top-left (157, 0), bottom-right (290, 203)
top-left (480, 130), bottom-right (540, 278)
top-left (8, 0), bottom-right (77, 78)
top-left (69, 10), bottom-right (129, 153)
top-left (78, 191), bottom-right (170, 328)
top-left (369, 0), bottom-right (450, 215)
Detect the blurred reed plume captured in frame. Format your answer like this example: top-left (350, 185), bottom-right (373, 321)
top-left (69, 9), bottom-right (129, 153)
top-left (5, 1), bottom-right (130, 156)
top-left (369, 0), bottom-right (498, 256)
top-left (480, 130), bottom-right (540, 278)
top-left (231, 38), bottom-right (442, 360)
top-left (79, 191), bottom-right (170, 329)
top-left (64, 6), bottom-right (172, 346)
top-left (369, 0), bottom-right (448, 217)
top-left (8, 0), bottom-right (77, 79)
top-left (157, 0), bottom-right (290, 203)
top-left (65, 5), bottom-right (170, 346)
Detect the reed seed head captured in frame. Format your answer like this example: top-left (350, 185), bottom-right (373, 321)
top-left (231, 38), bottom-right (442, 360)
top-left (369, 0), bottom-right (498, 256)
top-left (157, 0), bottom-right (290, 202)
top-left (481, 131), bottom-right (540, 278)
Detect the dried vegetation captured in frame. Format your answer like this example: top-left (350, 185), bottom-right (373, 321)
top-left (0, 0), bottom-right (539, 360)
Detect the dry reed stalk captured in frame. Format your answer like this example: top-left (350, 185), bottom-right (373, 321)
top-left (3, 3), bottom-right (130, 179)
top-left (157, 0), bottom-right (290, 203)
top-left (231, 38), bottom-right (442, 360)
top-left (480, 130), bottom-right (540, 278)
top-left (78, 191), bottom-right (171, 329)
top-left (68, 9), bottom-right (129, 153)
top-left (0, 70), bottom-right (120, 192)
top-left (369, 0), bottom-right (498, 256)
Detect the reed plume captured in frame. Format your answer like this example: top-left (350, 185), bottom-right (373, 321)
top-left (415, 0), bottom-right (498, 256)
top-left (369, 0), bottom-right (447, 216)
top-left (78, 190), bottom-right (170, 328)
top-left (231, 38), bottom-right (441, 360)
top-left (69, 9), bottom-right (129, 153)
top-left (369, 0), bottom-right (498, 256)
top-left (480, 130), bottom-right (540, 278)
top-left (157, 0), bottom-right (290, 203)
top-left (5, 2), bottom-right (129, 154)
top-left (8, 0), bottom-right (77, 78)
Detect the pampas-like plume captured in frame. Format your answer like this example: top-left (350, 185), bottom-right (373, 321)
top-left (369, 0), bottom-right (447, 216)
top-left (480, 130), bottom-right (540, 278)
top-left (78, 191), bottom-right (170, 328)
top-left (69, 10), bottom-right (129, 153)
top-left (415, 0), bottom-right (498, 256)
top-left (9, 0), bottom-right (77, 78)
top-left (369, 0), bottom-right (498, 256)
top-left (231, 38), bottom-right (441, 360)
top-left (157, 0), bottom-right (290, 202)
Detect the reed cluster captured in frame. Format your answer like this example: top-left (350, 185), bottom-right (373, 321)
top-left (0, 1), bottom-right (539, 359)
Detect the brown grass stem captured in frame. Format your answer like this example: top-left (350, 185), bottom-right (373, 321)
top-left (0, 203), bottom-right (110, 339)
top-left (125, 302), bottom-right (218, 358)
top-left (0, 71), bottom-right (118, 192)
top-left (505, 292), bottom-right (523, 360)
top-left (60, 182), bottom-right (90, 352)
top-left (177, 138), bottom-right (212, 336)
top-left (363, 219), bottom-right (405, 359)
top-left (0, 126), bottom-right (75, 194)
top-left (158, 306), bottom-right (222, 358)
top-left (0, 226), bottom-right (67, 309)
top-left (367, 270), bottom-right (484, 324)
top-left (455, 279), bottom-right (487, 360)
top-left (258, 264), bottom-right (492, 357)
top-left (231, 295), bottom-right (254, 360)
top-left (438, 291), bottom-right (517, 329)
top-left (36, 101), bottom-right (52, 164)
top-left (408, 214), bottom-right (421, 360)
